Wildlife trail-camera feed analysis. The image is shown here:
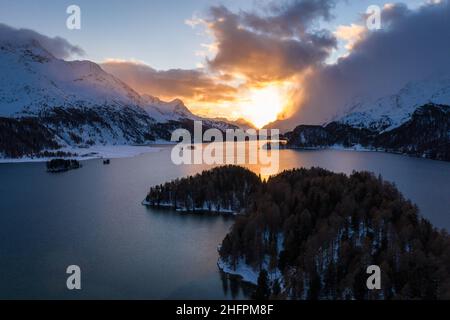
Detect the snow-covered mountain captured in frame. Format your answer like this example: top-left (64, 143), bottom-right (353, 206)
top-left (141, 95), bottom-right (239, 131)
top-left (0, 38), bottom-right (237, 158)
top-left (284, 76), bottom-right (450, 162)
top-left (336, 76), bottom-right (450, 132)
top-left (141, 95), bottom-right (200, 123)
top-left (0, 40), bottom-right (147, 117)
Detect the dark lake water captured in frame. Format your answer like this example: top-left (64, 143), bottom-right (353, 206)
top-left (1, 146), bottom-right (449, 299)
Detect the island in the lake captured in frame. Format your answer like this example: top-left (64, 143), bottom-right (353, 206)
top-left (46, 159), bottom-right (82, 173)
top-left (144, 165), bottom-right (450, 300)
top-left (143, 165), bottom-right (261, 214)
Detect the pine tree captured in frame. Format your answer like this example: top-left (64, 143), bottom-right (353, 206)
top-left (272, 280), bottom-right (281, 297)
top-left (253, 269), bottom-right (271, 300)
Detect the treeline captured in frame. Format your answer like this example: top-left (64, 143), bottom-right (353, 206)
top-left (145, 165), bottom-right (261, 213)
top-left (284, 104), bottom-right (450, 161)
top-left (163, 165), bottom-right (450, 300)
top-left (0, 117), bottom-right (60, 158)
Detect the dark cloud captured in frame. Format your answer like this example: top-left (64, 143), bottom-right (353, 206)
top-left (101, 60), bottom-right (238, 103)
top-left (282, 1), bottom-right (450, 128)
top-left (0, 23), bottom-right (85, 59)
top-left (205, 1), bottom-right (337, 83)
top-left (242, 0), bottom-right (336, 37)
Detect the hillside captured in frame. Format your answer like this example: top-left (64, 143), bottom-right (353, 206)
top-left (337, 76), bottom-right (450, 133)
top-left (281, 75), bottom-right (450, 161)
top-left (0, 38), bottom-right (237, 158)
top-left (219, 167), bottom-right (450, 299)
top-left (284, 104), bottom-right (450, 161)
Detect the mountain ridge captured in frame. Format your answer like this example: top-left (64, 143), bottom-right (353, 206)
top-left (0, 38), bottom-right (238, 158)
top-left (283, 76), bottom-right (450, 162)
top-left (335, 76), bottom-right (450, 133)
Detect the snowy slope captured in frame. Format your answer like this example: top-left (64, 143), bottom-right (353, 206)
top-left (0, 38), bottom-right (242, 158)
top-left (0, 39), bottom-right (236, 127)
top-left (0, 40), bottom-right (147, 117)
top-left (337, 76), bottom-right (450, 132)
top-left (0, 39), bottom-right (163, 150)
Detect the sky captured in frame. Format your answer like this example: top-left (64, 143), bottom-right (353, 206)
top-left (0, 0), bottom-right (446, 128)
top-left (0, 0), bottom-right (425, 68)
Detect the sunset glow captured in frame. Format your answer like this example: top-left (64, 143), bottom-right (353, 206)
top-left (239, 84), bottom-right (288, 128)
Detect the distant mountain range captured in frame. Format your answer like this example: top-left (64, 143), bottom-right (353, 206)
top-left (0, 39), bottom-right (238, 158)
top-left (2, 36), bottom-right (449, 162)
top-left (284, 77), bottom-right (450, 161)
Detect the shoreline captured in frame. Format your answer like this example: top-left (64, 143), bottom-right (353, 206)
top-left (284, 144), bottom-right (450, 163)
top-left (142, 200), bottom-right (241, 216)
top-left (0, 144), bottom-right (167, 164)
top-left (3, 142), bottom-right (446, 164)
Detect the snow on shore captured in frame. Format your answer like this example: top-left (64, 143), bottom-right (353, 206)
top-left (0, 144), bottom-right (163, 163)
top-left (141, 200), bottom-right (239, 215)
top-left (217, 256), bottom-right (283, 286)
top-left (217, 232), bottom-right (284, 286)
top-left (217, 258), bottom-right (260, 285)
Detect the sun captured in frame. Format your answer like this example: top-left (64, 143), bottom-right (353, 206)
top-left (240, 84), bottom-right (287, 128)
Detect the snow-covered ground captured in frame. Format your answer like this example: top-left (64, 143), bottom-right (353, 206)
top-left (218, 258), bottom-right (260, 285)
top-left (328, 144), bottom-right (379, 152)
top-left (218, 232), bottom-right (284, 286)
top-left (217, 257), bottom-right (283, 286)
top-left (0, 144), bottom-right (163, 163)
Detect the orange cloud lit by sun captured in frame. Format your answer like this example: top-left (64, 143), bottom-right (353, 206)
top-left (334, 24), bottom-right (367, 52)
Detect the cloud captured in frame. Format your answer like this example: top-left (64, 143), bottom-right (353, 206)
top-left (101, 60), bottom-right (238, 104)
top-left (241, 0), bottom-right (336, 37)
top-left (204, 2), bottom-right (337, 83)
top-left (104, 0), bottom-right (339, 124)
top-left (0, 23), bottom-right (85, 59)
top-left (281, 1), bottom-right (450, 128)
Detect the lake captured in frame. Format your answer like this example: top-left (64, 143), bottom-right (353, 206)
top-left (1, 146), bottom-right (449, 299)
